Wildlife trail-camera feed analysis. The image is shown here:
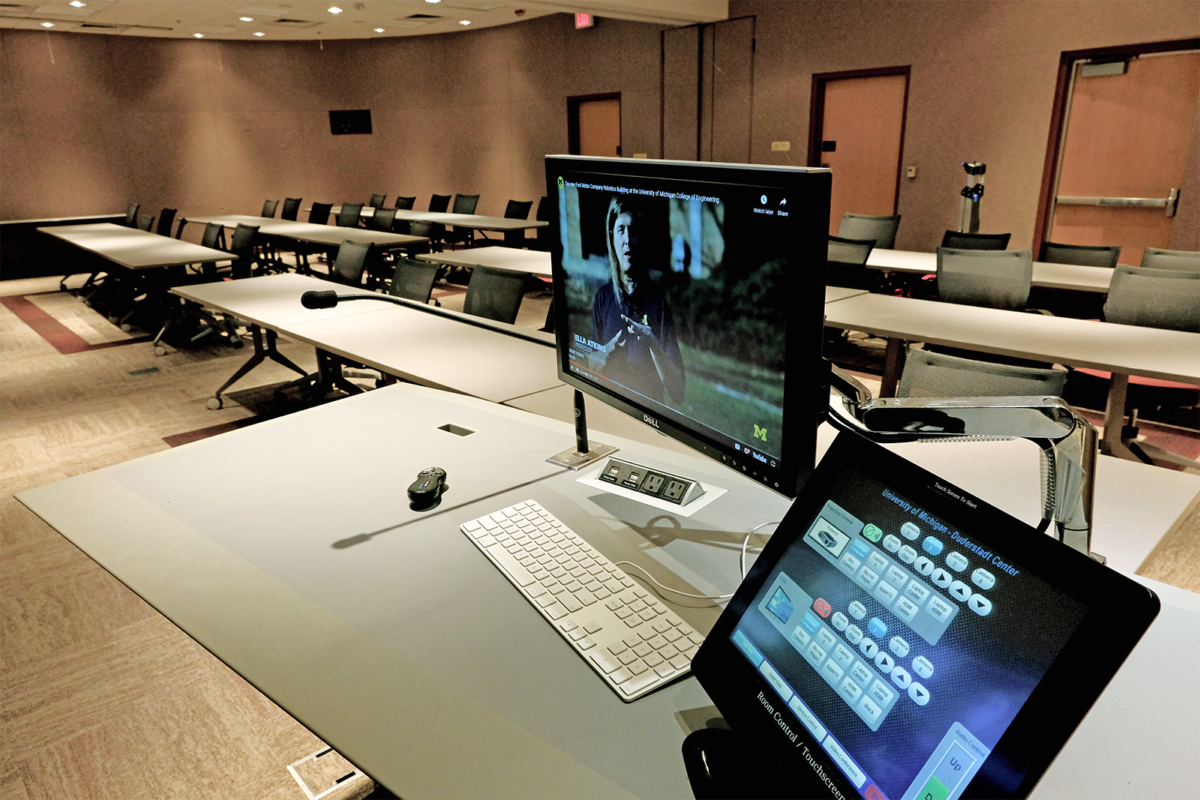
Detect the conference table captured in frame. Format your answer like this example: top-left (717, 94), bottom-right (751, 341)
top-left (417, 245), bottom-right (552, 277)
top-left (865, 249), bottom-right (1116, 293)
top-left (821, 292), bottom-right (1200, 460)
top-left (171, 273), bottom-right (560, 409)
top-left (180, 214), bottom-right (428, 251)
top-left (339, 205), bottom-right (550, 235)
top-left (14, 382), bottom-right (1200, 798)
top-left (38, 222), bottom-right (233, 271)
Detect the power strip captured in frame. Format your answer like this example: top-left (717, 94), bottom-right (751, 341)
top-left (596, 457), bottom-right (705, 506)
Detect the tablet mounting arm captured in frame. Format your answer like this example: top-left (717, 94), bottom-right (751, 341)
top-left (826, 364), bottom-right (1102, 563)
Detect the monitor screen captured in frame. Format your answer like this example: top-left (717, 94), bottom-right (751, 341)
top-left (544, 156), bottom-right (832, 496)
top-left (692, 431), bottom-right (1160, 800)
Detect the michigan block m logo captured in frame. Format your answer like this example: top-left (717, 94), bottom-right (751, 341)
top-left (753, 425), bottom-right (768, 442)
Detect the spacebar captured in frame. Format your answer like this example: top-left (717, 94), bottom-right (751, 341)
top-left (486, 546), bottom-right (536, 587)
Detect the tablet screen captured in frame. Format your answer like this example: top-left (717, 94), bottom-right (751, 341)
top-left (692, 431), bottom-right (1159, 800)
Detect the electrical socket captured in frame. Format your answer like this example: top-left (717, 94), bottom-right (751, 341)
top-left (662, 479), bottom-right (688, 502)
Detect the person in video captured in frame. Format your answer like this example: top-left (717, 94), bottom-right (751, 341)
top-left (588, 195), bottom-right (686, 404)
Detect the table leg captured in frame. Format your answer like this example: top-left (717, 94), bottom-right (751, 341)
top-left (1099, 372), bottom-right (1140, 461)
top-left (207, 325), bottom-right (308, 409)
top-left (880, 338), bottom-right (906, 397)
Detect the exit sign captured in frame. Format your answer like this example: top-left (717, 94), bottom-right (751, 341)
top-left (575, 12), bottom-right (594, 29)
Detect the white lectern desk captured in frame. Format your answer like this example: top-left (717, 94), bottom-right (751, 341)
top-left (15, 385), bottom-right (1200, 799)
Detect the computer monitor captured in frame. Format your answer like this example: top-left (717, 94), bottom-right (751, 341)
top-left (544, 155), bottom-right (832, 497)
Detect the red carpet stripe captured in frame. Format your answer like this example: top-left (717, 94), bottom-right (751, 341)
top-left (1, 294), bottom-right (150, 354)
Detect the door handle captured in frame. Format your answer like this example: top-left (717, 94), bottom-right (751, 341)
top-left (1056, 188), bottom-right (1179, 217)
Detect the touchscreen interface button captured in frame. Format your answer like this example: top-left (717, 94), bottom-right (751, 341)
top-left (972, 567), bottom-right (996, 590)
top-left (946, 551), bottom-right (969, 572)
top-left (913, 555), bottom-right (935, 576)
top-left (908, 682), bottom-right (930, 706)
top-left (891, 665), bottom-right (912, 690)
top-left (968, 594), bottom-right (992, 616)
top-left (893, 596), bottom-right (919, 623)
top-left (949, 580), bottom-right (973, 603)
top-left (831, 611), bottom-right (849, 631)
top-left (913, 655), bottom-right (934, 679)
top-left (898, 545), bottom-right (918, 564)
top-left (848, 601), bottom-right (867, 620)
top-left (931, 567), bottom-right (953, 589)
top-left (883, 533), bottom-right (901, 553)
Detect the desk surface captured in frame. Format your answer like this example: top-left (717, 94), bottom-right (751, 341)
top-left (15, 384), bottom-right (1200, 799)
top-left (183, 214), bottom-right (427, 248)
top-left (417, 246), bottom-right (552, 277)
top-left (37, 223), bottom-right (232, 270)
top-left (337, 206), bottom-right (549, 231)
top-left (866, 249), bottom-right (1115, 294)
top-left (824, 291), bottom-right (1200, 383)
top-left (172, 274), bottom-right (560, 404)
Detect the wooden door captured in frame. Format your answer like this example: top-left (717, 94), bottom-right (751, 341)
top-left (1047, 49), bottom-right (1199, 265)
top-left (811, 70), bottom-right (909, 236)
top-left (570, 95), bottom-right (621, 157)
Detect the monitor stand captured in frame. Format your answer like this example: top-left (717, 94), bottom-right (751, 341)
top-left (546, 389), bottom-right (618, 470)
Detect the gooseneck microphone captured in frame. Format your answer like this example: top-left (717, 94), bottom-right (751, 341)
top-left (301, 290), bottom-right (406, 309)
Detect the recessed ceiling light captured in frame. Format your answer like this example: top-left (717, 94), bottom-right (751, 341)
top-left (69, 1), bottom-right (86, 7)
top-left (458, 19), bottom-right (471, 25)
top-left (328, 6), bottom-right (343, 13)
top-left (239, 16), bottom-right (254, 22)
top-left (193, 33), bottom-right (204, 38)
top-left (425, 0), bottom-right (441, 4)
top-left (373, 27), bottom-right (384, 33)
top-left (253, 31), bottom-right (265, 37)
top-left (40, 21), bottom-right (55, 27)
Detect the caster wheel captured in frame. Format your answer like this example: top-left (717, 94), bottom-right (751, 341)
top-left (206, 397), bottom-right (223, 410)
top-left (154, 345), bottom-right (167, 357)
top-left (120, 323), bottom-right (132, 333)
top-left (231, 338), bottom-right (243, 349)
top-left (108, 316), bottom-right (119, 324)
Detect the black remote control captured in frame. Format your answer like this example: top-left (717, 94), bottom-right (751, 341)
top-left (408, 466), bottom-right (447, 508)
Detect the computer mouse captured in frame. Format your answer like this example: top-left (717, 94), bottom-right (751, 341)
top-left (408, 467), bottom-right (447, 509)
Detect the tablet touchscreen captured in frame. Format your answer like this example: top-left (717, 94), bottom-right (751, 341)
top-left (691, 431), bottom-right (1160, 800)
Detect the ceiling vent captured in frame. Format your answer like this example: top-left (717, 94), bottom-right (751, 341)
top-left (270, 17), bottom-right (320, 28)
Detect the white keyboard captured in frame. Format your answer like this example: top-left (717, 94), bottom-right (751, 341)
top-left (460, 500), bottom-right (705, 701)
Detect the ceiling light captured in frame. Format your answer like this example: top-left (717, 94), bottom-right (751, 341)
top-left (253, 31), bottom-right (265, 37)
top-left (239, 16), bottom-right (254, 22)
top-left (425, 0), bottom-right (441, 4)
top-left (373, 27), bottom-right (384, 33)
top-left (40, 21), bottom-right (55, 27)
top-left (193, 33), bottom-right (204, 38)
top-left (458, 19), bottom-right (471, 25)
top-left (328, 6), bottom-right (343, 13)
top-left (69, 1), bottom-right (86, 7)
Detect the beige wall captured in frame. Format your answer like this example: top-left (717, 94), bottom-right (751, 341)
top-left (0, 15), bottom-right (667, 226)
top-left (736, 0), bottom-right (1200, 251)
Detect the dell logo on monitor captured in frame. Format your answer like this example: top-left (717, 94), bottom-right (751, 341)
top-left (643, 414), bottom-right (660, 429)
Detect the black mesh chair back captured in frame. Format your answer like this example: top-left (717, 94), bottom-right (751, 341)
top-left (936, 247), bottom-right (1032, 311)
top-left (463, 265), bottom-right (526, 324)
top-left (336, 203), bottom-right (364, 228)
top-left (136, 214), bottom-right (155, 231)
top-left (261, 199), bottom-right (279, 218)
top-left (533, 196), bottom-right (552, 250)
top-left (1039, 241), bottom-right (1121, 269)
top-left (452, 194), bottom-right (480, 215)
top-left (329, 239), bottom-right (374, 286)
top-left (124, 203), bottom-right (140, 226)
top-left (201, 222), bottom-right (225, 249)
top-left (394, 196), bottom-right (416, 210)
top-left (408, 221), bottom-right (433, 239)
top-left (940, 231), bottom-right (1011, 250)
top-left (388, 256), bottom-right (439, 303)
top-left (501, 200), bottom-right (534, 246)
top-left (368, 207), bottom-right (398, 233)
top-left (429, 194), bottom-right (451, 213)
top-left (826, 236), bottom-right (876, 290)
top-left (1141, 247), bottom-right (1200, 272)
top-left (838, 212), bottom-right (901, 250)
top-left (368, 194), bottom-right (387, 209)
top-left (898, 346), bottom-right (1067, 399)
top-left (281, 198), bottom-right (302, 221)
top-left (1104, 266), bottom-right (1200, 332)
top-left (156, 208), bottom-right (177, 237)
top-left (229, 224), bottom-right (260, 279)
top-left (309, 202), bottom-right (333, 225)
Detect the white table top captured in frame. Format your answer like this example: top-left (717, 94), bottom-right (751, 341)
top-left (337, 206), bottom-right (549, 232)
top-left (14, 383), bottom-right (1200, 799)
top-left (824, 292), bottom-right (1200, 383)
top-left (4, 212), bottom-right (123, 226)
top-left (866, 249), bottom-right (1115, 293)
top-left (37, 222), bottom-right (233, 270)
top-left (183, 214), bottom-right (427, 248)
top-left (418, 246), bottom-right (552, 277)
top-left (172, 274), bottom-right (559, 404)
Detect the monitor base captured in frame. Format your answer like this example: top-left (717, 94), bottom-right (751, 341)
top-left (547, 442), bottom-right (619, 471)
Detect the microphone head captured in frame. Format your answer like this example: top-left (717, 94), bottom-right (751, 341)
top-left (301, 290), bottom-right (338, 309)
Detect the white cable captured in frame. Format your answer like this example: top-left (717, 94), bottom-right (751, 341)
top-left (615, 520), bottom-right (781, 602)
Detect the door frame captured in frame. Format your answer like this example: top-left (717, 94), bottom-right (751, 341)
top-left (807, 65), bottom-right (910, 215)
top-left (568, 92), bottom-right (622, 157)
top-left (1031, 38), bottom-right (1200, 250)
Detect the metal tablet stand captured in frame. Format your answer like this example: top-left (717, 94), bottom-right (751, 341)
top-left (959, 161), bottom-right (986, 233)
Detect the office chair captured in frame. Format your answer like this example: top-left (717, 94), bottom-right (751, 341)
top-left (393, 196), bottom-right (416, 210)
top-left (280, 197), bottom-right (302, 221)
top-left (151, 222), bottom-right (243, 354)
top-left (1071, 266), bottom-right (1200, 469)
top-left (309, 202), bottom-right (333, 226)
top-left (124, 202), bottom-right (140, 227)
top-left (1039, 241), bottom-right (1121, 268)
top-left (826, 236), bottom-right (876, 290)
top-left (429, 194), bottom-right (451, 212)
top-left (336, 202), bottom-right (364, 228)
top-left (261, 199), bottom-right (279, 218)
top-left (936, 247), bottom-right (1032, 311)
top-left (462, 265), bottom-right (526, 324)
top-left (366, 207), bottom-right (397, 233)
top-left (155, 208), bottom-right (178, 238)
top-left (444, 193), bottom-right (481, 249)
top-left (368, 193), bottom-right (387, 209)
top-left (328, 239), bottom-right (375, 287)
top-left (1141, 247), bottom-right (1200, 272)
top-left (389, 256), bottom-right (440, 305)
top-left (838, 212), bottom-right (901, 250)
top-left (136, 214), bottom-right (155, 231)
top-left (530, 196), bottom-right (552, 251)
top-left (228, 223), bottom-right (261, 279)
top-left (940, 231), bottom-right (1011, 250)
top-left (503, 199), bottom-right (534, 247)
top-left (897, 345), bottom-right (1067, 399)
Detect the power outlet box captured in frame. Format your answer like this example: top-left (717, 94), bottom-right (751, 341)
top-left (597, 458), bottom-right (705, 506)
